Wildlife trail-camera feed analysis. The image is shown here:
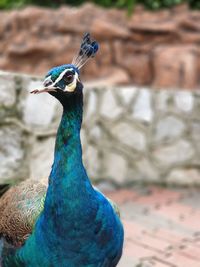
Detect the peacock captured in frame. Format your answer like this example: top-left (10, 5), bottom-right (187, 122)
top-left (0, 33), bottom-right (124, 267)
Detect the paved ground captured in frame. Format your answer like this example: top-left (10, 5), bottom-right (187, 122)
top-left (104, 186), bottom-right (200, 267)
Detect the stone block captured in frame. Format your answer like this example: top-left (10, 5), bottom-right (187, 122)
top-left (154, 116), bottom-right (185, 142)
top-left (174, 91), bottom-right (194, 112)
top-left (100, 89), bottom-right (122, 119)
top-left (134, 158), bottom-right (159, 182)
top-left (122, 54), bottom-right (152, 85)
top-left (155, 90), bottom-right (174, 112)
top-left (179, 32), bottom-right (200, 44)
top-left (84, 90), bottom-right (98, 121)
top-left (166, 168), bottom-right (200, 185)
top-left (91, 19), bottom-right (130, 40)
top-left (153, 46), bottom-right (198, 89)
top-left (56, 6), bottom-right (88, 33)
top-left (117, 86), bottom-right (137, 106)
top-left (0, 125), bottom-right (28, 184)
top-left (129, 9), bottom-right (176, 33)
top-left (30, 137), bottom-right (55, 180)
top-left (153, 140), bottom-right (195, 167)
top-left (132, 89), bottom-right (153, 123)
top-left (0, 72), bottom-right (16, 108)
top-left (96, 42), bottom-right (112, 66)
top-left (191, 121), bottom-right (200, 141)
top-left (111, 122), bottom-right (146, 151)
top-left (89, 124), bottom-right (103, 141)
top-left (103, 152), bottom-right (127, 185)
top-left (191, 121), bottom-right (200, 152)
top-left (83, 59), bottom-right (99, 80)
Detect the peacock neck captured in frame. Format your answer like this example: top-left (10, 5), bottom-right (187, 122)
top-left (43, 89), bottom-right (93, 218)
top-left (51, 91), bottom-right (83, 183)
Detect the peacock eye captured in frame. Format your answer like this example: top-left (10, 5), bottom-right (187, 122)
top-left (63, 72), bottom-right (74, 84)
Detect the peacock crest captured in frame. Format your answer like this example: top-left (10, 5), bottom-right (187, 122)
top-left (72, 32), bottom-right (99, 69)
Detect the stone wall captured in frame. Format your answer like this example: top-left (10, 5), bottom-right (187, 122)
top-left (0, 4), bottom-right (200, 88)
top-left (0, 71), bottom-right (200, 187)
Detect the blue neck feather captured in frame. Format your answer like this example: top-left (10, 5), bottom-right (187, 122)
top-left (43, 88), bottom-right (95, 224)
top-left (49, 90), bottom-right (84, 186)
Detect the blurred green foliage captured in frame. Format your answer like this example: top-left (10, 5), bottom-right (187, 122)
top-left (0, 0), bottom-right (198, 11)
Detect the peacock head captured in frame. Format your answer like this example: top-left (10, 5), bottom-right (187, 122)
top-left (31, 33), bottom-right (99, 103)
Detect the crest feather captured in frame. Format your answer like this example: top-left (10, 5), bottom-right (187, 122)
top-left (72, 33), bottom-right (99, 70)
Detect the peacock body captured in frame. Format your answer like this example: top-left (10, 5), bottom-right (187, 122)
top-left (0, 33), bottom-right (124, 267)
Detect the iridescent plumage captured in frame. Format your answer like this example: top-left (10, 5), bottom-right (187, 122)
top-left (0, 33), bottom-right (124, 267)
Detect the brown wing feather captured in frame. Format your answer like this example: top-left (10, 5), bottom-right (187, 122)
top-left (0, 179), bottom-right (47, 247)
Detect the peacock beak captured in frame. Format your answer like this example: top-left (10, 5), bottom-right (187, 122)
top-left (30, 87), bottom-right (58, 94)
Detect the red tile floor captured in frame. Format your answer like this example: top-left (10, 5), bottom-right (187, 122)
top-left (104, 186), bottom-right (200, 267)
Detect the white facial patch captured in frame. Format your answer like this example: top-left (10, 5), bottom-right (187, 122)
top-left (64, 72), bottom-right (79, 92)
top-left (43, 76), bottom-right (53, 87)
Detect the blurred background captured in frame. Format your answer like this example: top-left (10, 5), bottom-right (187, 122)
top-left (0, 1), bottom-right (200, 266)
